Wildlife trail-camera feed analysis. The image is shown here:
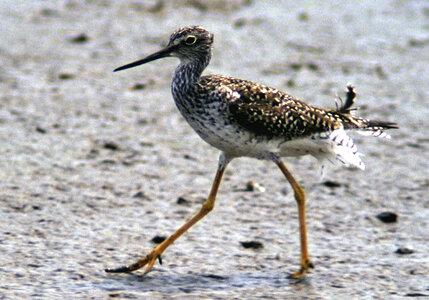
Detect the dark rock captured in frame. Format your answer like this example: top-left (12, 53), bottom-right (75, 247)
top-left (130, 83), bottom-right (147, 90)
top-left (58, 73), bottom-right (74, 80)
top-left (307, 62), bottom-right (319, 71)
top-left (376, 212), bottom-right (398, 223)
top-left (133, 191), bottom-right (150, 200)
top-left (395, 247), bottom-right (414, 255)
top-left (70, 33), bottom-right (90, 43)
top-left (151, 235), bottom-right (166, 244)
top-left (286, 78), bottom-right (295, 87)
top-left (290, 62), bottom-right (303, 71)
top-left (103, 142), bottom-right (119, 150)
top-left (101, 159), bottom-right (116, 164)
top-left (176, 197), bottom-right (190, 205)
top-left (202, 274), bottom-right (227, 280)
top-left (40, 8), bottom-right (59, 17)
top-left (408, 38), bottom-right (429, 47)
top-left (404, 293), bottom-right (428, 297)
top-left (36, 126), bottom-right (47, 134)
top-left (298, 12), bottom-right (309, 22)
top-left (183, 154), bottom-right (196, 160)
top-left (240, 241), bottom-right (264, 249)
top-left (245, 181), bottom-right (265, 192)
top-left (322, 180), bottom-right (341, 188)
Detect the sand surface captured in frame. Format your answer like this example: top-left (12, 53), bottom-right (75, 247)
top-left (1, 1), bottom-right (428, 298)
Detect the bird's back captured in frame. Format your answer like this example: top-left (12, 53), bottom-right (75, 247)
top-left (191, 74), bottom-right (397, 169)
top-left (198, 75), bottom-right (394, 137)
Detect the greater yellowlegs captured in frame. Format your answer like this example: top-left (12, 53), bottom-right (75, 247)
top-left (106, 25), bottom-right (398, 278)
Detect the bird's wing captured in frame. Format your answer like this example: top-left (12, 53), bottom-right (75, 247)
top-left (200, 75), bottom-right (341, 140)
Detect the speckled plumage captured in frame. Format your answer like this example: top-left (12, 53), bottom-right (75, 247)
top-left (163, 26), bottom-right (397, 169)
top-left (108, 25), bottom-right (398, 278)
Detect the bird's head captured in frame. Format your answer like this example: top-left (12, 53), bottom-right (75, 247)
top-left (114, 26), bottom-right (213, 72)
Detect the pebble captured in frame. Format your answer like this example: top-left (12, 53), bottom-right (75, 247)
top-left (176, 197), bottom-right (190, 205)
top-left (69, 33), bottom-right (90, 43)
top-left (245, 181), bottom-right (266, 192)
top-left (151, 235), bottom-right (166, 244)
top-left (103, 142), bottom-right (120, 151)
top-left (133, 191), bottom-right (150, 200)
top-left (240, 241), bottom-right (264, 249)
top-left (322, 180), bottom-right (342, 188)
top-left (376, 212), bottom-right (398, 223)
top-left (395, 247), bottom-right (414, 255)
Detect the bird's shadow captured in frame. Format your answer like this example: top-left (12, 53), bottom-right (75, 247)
top-left (98, 270), bottom-right (313, 294)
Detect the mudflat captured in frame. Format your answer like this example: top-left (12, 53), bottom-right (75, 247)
top-left (1, 1), bottom-right (428, 298)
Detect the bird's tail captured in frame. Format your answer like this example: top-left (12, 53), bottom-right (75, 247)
top-left (352, 119), bottom-right (398, 139)
top-left (334, 83), bottom-right (398, 138)
top-left (315, 83), bottom-right (398, 176)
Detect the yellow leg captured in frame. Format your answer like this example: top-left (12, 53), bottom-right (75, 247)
top-left (105, 164), bottom-right (226, 274)
top-left (276, 160), bottom-right (313, 279)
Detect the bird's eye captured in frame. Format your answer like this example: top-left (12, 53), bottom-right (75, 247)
top-left (185, 35), bottom-right (197, 45)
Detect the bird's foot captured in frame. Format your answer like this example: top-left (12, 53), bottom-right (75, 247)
top-left (288, 259), bottom-right (314, 279)
top-left (105, 249), bottom-right (162, 275)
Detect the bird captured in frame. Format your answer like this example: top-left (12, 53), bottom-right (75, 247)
top-left (105, 25), bottom-right (398, 278)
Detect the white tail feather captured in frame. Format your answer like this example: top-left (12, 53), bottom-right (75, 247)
top-left (357, 130), bottom-right (391, 139)
top-left (314, 129), bottom-right (365, 172)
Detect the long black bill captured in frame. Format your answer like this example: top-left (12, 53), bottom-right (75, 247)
top-left (114, 44), bottom-right (177, 72)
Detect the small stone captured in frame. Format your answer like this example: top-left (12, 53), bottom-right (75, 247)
top-left (290, 63), bottom-right (303, 71)
top-left (375, 65), bottom-right (388, 79)
top-left (70, 33), bottom-right (90, 43)
top-left (322, 180), bottom-right (341, 188)
top-left (130, 83), bottom-right (147, 90)
top-left (286, 78), bottom-right (295, 87)
top-left (133, 191), bottom-right (150, 200)
top-left (103, 142), bottom-right (119, 150)
top-left (233, 18), bottom-right (247, 28)
top-left (240, 241), bottom-right (264, 249)
top-left (280, 187), bottom-right (289, 195)
top-left (137, 119), bottom-right (149, 125)
top-left (58, 73), bottom-right (74, 80)
top-left (176, 197), bottom-right (189, 205)
top-left (40, 8), bottom-right (59, 16)
top-left (395, 247), bottom-right (414, 255)
top-left (376, 212), bottom-right (398, 223)
top-left (306, 62), bottom-right (319, 71)
top-left (36, 126), bottom-right (47, 134)
top-left (405, 293), bottom-right (428, 297)
top-left (183, 154), bottom-right (196, 160)
top-left (406, 142), bottom-right (423, 148)
top-left (88, 149), bottom-right (99, 158)
top-left (408, 38), bottom-right (429, 47)
top-left (151, 235), bottom-right (166, 244)
top-left (245, 181), bottom-right (266, 192)
top-left (298, 12), bottom-right (309, 21)
top-left (101, 159), bottom-right (116, 164)
top-left (202, 274), bottom-right (227, 280)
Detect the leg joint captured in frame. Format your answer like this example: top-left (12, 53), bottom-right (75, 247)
top-left (201, 198), bottom-right (215, 213)
top-left (294, 184), bottom-right (305, 201)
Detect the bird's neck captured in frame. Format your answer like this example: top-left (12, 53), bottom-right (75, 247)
top-left (173, 54), bottom-right (210, 90)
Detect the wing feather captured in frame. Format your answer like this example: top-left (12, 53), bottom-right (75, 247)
top-left (199, 75), bottom-right (340, 140)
